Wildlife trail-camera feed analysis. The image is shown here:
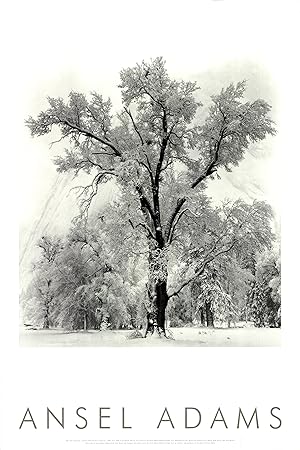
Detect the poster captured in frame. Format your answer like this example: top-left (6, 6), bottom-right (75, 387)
top-left (1, 0), bottom-right (299, 449)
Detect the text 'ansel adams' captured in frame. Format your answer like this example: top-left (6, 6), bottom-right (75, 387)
top-left (19, 406), bottom-right (282, 430)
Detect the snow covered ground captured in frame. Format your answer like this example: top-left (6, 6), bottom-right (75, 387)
top-left (19, 326), bottom-right (281, 347)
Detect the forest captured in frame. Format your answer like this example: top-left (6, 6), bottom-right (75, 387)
top-left (21, 57), bottom-right (281, 341)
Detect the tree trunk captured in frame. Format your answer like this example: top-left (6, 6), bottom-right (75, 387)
top-left (83, 312), bottom-right (87, 331)
top-left (145, 280), bottom-right (169, 338)
top-left (205, 302), bottom-right (214, 327)
top-left (156, 280), bottom-right (168, 334)
top-left (144, 242), bottom-right (169, 338)
top-left (200, 307), bottom-right (206, 326)
top-left (43, 315), bottom-right (50, 329)
top-left (43, 303), bottom-right (50, 329)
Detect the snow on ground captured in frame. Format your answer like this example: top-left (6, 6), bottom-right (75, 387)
top-left (19, 326), bottom-right (281, 347)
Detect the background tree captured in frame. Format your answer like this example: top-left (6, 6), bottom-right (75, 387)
top-left (22, 235), bottom-right (62, 328)
top-left (52, 223), bottom-right (131, 331)
top-left (191, 271), bottom-right (238, 328)
top-left (26, 57), bottom-right (276, 337)
top-left (178, 198), bottom-right (272, 327)
top-left (246, 248), bottom-right (281, 327)
top-left (22, 216), bottom-right (147, 332)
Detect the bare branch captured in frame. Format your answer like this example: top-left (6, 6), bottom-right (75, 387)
top-left (49, 131), bottom-right (73, 148)
top-left (124, 107), bottom-right (144, 145)
top-left (128, 218), bottom-right (156, 240)
top-left (166, 198), bottom-right (187, 243)
top-left (63, 119), bottom-right (122, 157)
top-left (138, 160), bottom-right (154, 184)
top-left (191, 126), bottom-right (226, 189)
top-left (168, 208), bottom-right (189, 244)
top-left (136, 185), bottom-right (156, 225)
top-left (167, 240), bottom-right (237, 298)
top-left (137, 223), bottom-right (156, 240)
top-left (167, 260), bottom-right (209, 299)
top-left (92, 149), bottom-right (116, 156)
top-left (155, 110), bottom-right (169, 185)
top-left (71, 170), bottom-right (117, 219)
top-left (160, 159), bottom-right (173, 173)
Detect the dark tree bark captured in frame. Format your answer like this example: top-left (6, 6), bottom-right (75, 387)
top-left (200, 307), bottom-right (206, 326)
top-left (145, 311), bottom-right (156, 336)
top-left (205, 302), bottom-right (214, 327)
top-left (83, 312), bottom-right (88, 331)
top-left (43, 314), bottom-right (50, 329)
top-left (143, 237), bottom-right (170, 338)
top-left (156, 280), bottom-right (168, 333)
top-left (43, 284), bottom-right (52, 329)
top-left (145, 279), bottom-right (169, 338)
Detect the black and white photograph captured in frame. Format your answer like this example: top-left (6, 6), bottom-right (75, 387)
top-left (1, 0), bottom-right (299, 449)
top-left (20, 56), bottom-right (281, 347)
